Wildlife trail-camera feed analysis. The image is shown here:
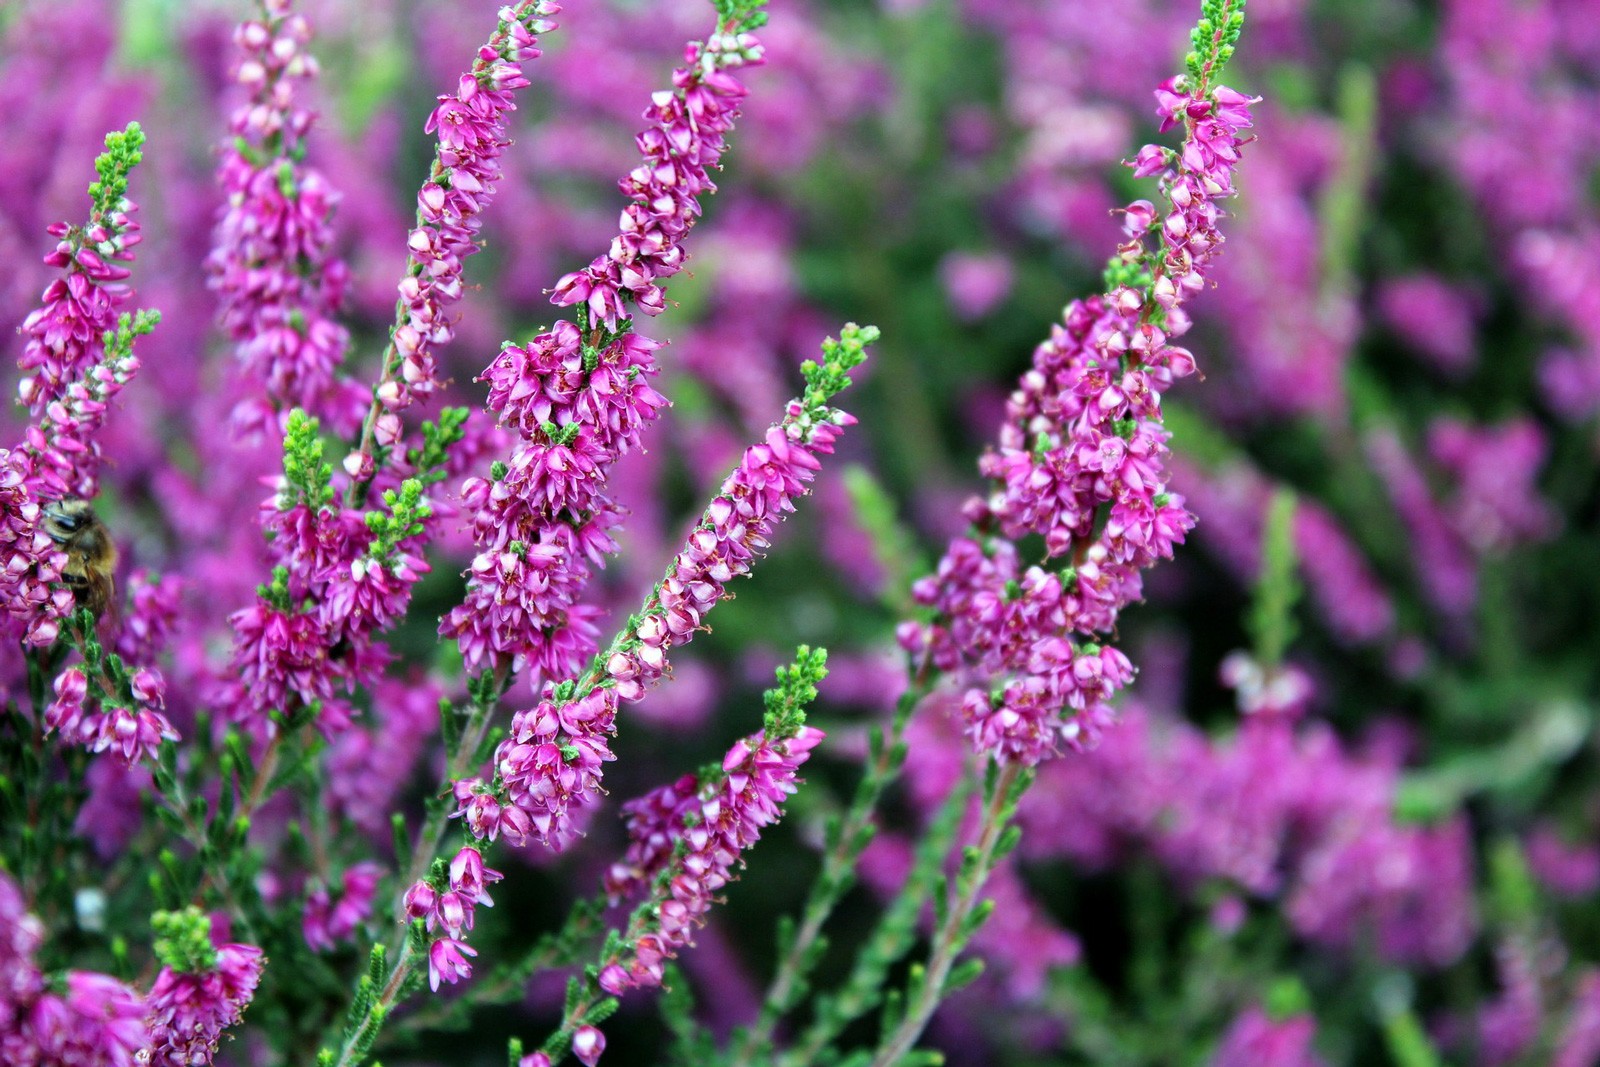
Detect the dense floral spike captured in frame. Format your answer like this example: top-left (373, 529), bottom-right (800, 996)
top-left (0, 449), bottom-right (69, 646)
top-left (345, 0), bottom-right (560, 482)
top-left (208, 0), bottom-right (367, 434)
top-left (22, 310), bottom-right (159, 502)
top-left (900, 41), bottom-right (1257, 766)
top-left (16, 123), bottom-right (144, 420)
top-left (441, 1), bottom-right (760, 684)
top-left (601, 719), bottom-right (824, 991)
top-left (446, 327), bottom-right (873, 852)
top-left (505, 648), bottom-right (826, 1064)
top-left (441, 325), bottom-right (666, 682)
top-left (223, 410), bottom-right (436, 736)
top-left (549, 31), bottom-right (765, 328)
top-left (143, 909), bottom-right (264, 1067)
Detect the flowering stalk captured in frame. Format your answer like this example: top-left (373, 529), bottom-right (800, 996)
top-left (519, 648), bottom-right (830, 1067)
top-left (862, 1), bottom-right (1255, 1061)
top-left (730, 656), bottom-right (933, 1067)
top-left (2, 124), bottom-right (151, 651)
top-left (439, 0), bottom-right (768, 685)
top-left (16, 123), bottom-right (144, 420)
top-left (343, 0), bottom-right (561, 495)
top-left (324, 324), bottom-right (874, 1066)
top-left (208, 0), bottom-right (362, 434)
top-left (775, 767), bottom-right (974, 1067)
top-left (346, 9), bottom-right (793, 1039)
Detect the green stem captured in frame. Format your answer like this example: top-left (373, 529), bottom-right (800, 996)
top-left (866, 762), bottom-right (1025, 1067)
top-left (729, 671), bottom-right (929, 1067)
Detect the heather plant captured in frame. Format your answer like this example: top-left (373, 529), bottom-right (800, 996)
top-left (3, 0), bottom-right (1600, 1064)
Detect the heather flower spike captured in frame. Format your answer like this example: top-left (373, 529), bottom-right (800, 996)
top-left (442, 0), bottom-right (767, 685)
top-left (143, 908), bottom-right (265, 1067)
top-left (209, 0), bottom-right (364, 434)
top-left (523, 648), bottom-right (829, 1062)
top-left (902, 0), bottom-right (1257, 766)
top-left (867, 4), bottom-right (1257, 1063)
top-left (347, 0), bottom-right (562, 487)
top-left (17, 122), bottom-right (146, 418)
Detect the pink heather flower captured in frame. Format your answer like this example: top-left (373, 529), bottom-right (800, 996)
top-left (599, 724), bottom-right (824, 991)
top-left (143, 943), bottom-right (265, 1067)
top-left (303, 863), bottom-right (383, 952)
top-left (226, 487), bottom-right (436, 737)
top-left (572, 1025), bottom-right (606, 1067)
top-left (43, 661), bottom-right (178, 767)
top-left (1366, 427), bottom-right (1478, 618)
top-left (0, 959), bottom-right (148, 1067)
top-left (1526, 825), bottom-right (1600, 899)
top-left (1288, 814), bottom-right (1476, 968)
top-left (16, 181), bottom-right (141, 422)
top-left (902, 75), bottom-right (1256, 765)
top-left (1474, 938), bottom-right (1547, 1065)
top-left (365, 0), bottom-right (560, 417)
top-left (207, 0), bottom-right (363, 432)
top-left (1376, 273), bottom-right (1481, 376)
top-left (1555, 971), bottom-right (1600, 1067)
top-left (1211, 1007), bottom-right (1325, 1067)
top-left (442, 327), bottom-right (665, 681)
top-left (427, 937), bottom-right (476, 992)
top-left (939, 251), bottom-right (1014, 320)
top-left (443, 12), bottom-right (760, 685)
top-left (0, 450), bottom-right (70, 647)
top-left (1290, 503), bottom-right (1395, 645)
top-left (550, 32), bottom-right (765, 329)
top-left (1427, 417), bottom-right (1557, 554)
top-left (406, 847), bottom-right (502, 964)
top-left (20, 329), bottom-right (147, 502)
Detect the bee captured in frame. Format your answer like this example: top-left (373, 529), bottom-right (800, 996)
top-left (40, 497), bottom-right (118, 621)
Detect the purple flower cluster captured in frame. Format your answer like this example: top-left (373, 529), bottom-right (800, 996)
top-left (355, 0), bottom-right (559, 435)
top-left (303, 862), bottom-right (383, 952)
top-left (598, 723), bottom-right (825, 993)
top-left (440, 325), bottom-right (666, 681)
top-left (44, 661), bottom-right (177, 766)
top-left (451, 391), bottom-right (853, 851)
top-left (901, 75), bottom-right (1257, 765)
top-left (440, 12), bottom-right (763, 683)
top-left (0, 451), bottom-right (68, 647)
top-left (143, 943), bottom-right (265, 1067)
top-left (403, 846), bottom-right (503, 991)
top-left (1210, 1007), bottom-right (1325, 1067)
top-left (207, 0), bottom-right (364, 436)
top-left (223, 416), bottom-right (434, 737)
top-left (1427, 417), bottom-right (1556, 555)
top-left (19, 315), bottom-right (144, 501)
top-left (15, 170), bottom-right (140, 422)
top-left (1006, 695), bottom-right (1477, 969)
top-left (0, 872), bottom-right (147, 1067)
top-left (549, 30), bottom-right (765, 328)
